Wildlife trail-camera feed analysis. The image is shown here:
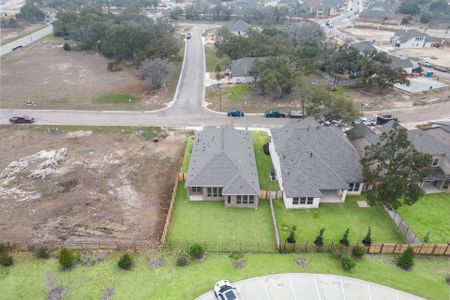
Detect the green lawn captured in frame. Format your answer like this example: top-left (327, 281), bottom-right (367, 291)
top-left (95, 93), bottom-right (140, 104)
top-left (274, 196), bottom-right (405, 244)
top-left (227, 84), bottom-right (251, 103)
top-left (166, 184), bottom-right (274, 245)
top-left (397, 193), bottom-right (450, 243)
top-left (181, 135), bottom-right (193, 173)
top-left (252, 131), bottom-right (279, 191)
top-left (0, 252), bottom-right (448, 300)
top-left (205, 46), bottom-right (230, 72)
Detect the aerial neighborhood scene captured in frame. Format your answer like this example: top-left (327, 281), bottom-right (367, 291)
top-left (1, 0), bottom-right (450, 298)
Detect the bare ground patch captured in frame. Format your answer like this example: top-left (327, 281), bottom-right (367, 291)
top-left (0, 126), bottom-right (185, 244)
top-left (0, 36), bottom-right (182, 110)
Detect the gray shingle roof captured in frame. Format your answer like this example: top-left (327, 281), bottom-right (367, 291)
top-left (230, 57), bottom-right (266, 77)
top-left (351, 41), bottom-right (378, 53)
top-left (271, 117), bottom-right (363, 198)
top-left (227, 20), bottom-right (251, 33)
top-left (346, 123), bottom-right (378, 143)
top-left (185, 124), bottom-right (260, 195)
top-left (393, 29), bottom-right (439, 44)
top-left (387, 55), bottom-right (414, 69)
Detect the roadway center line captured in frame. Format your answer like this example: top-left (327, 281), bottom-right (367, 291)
top-left (314, 276), bottom-right (322, 300)
top-left (340, 278), bottom-right (346, 300)
top-left (288, 275), bottom-right (297, 300)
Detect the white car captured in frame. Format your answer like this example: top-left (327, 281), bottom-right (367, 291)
top-left (214, 280), bottom-right (239, 300)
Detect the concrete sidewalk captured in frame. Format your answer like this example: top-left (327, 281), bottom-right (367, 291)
top-left (195, 273), bottom-right (424, 300)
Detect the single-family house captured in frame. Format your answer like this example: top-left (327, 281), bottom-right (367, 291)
top-left (227, 19), bottom-right (251, 36)
top-left (270, 118), bottom-right (363, 209)
top-left (227, 57), bottom-right (267, 82)
top-left (390, 29), bottom-right (439, 48)
top-left (358, 7), bottom-right (394, 23)
top-left (185, 124), bottom-right (260, 208)
top-left (350, 41), bottom-right (378, 54)
top-left (347, 121), bottom-right (450, 193)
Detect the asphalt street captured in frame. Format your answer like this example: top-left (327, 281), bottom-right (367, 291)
top-left (0, 24), bottom-right (449, 129)
top-left (0, 25), bottom-right (53, 57)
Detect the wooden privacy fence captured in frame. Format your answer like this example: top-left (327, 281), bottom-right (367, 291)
top-left (178, 172), bottom-right (187, 181)
top-left (160, 175), bottom-right (181, 245)
top-left (260, 190), bottom-right (283, 200)
top-left (164, 240), bottom-right (278, 253)
top-left (279, 241), bottom-right (450, 256)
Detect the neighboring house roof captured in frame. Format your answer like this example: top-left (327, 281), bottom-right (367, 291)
top-left (387, 55), bottom-right (414, 69)
top-left (185, 124), bottom-right (260, 195)
top-left (425, 121), bottom-right (450, 148)
top-left (271, 117), bottom-right (363, 198)
top-left (227, 19), bottom-right (251, 33)
top-left (230, 57), bottom-right (266, 77)
top-left (393, 29), bottom-right (439, 44)
top-left (351, 41), bottom-right (378, 53)
top-left (346, 123), bottom-right (378, 143)
top-left (360, 7), bottom-right (393, 18)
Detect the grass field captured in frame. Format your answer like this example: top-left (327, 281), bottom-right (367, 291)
top-left (181, 135), bottom-right (193, 173)
top-left (252, 131), bottom-right (279, 191)
top-left (274, 196), bottom-right (405, 244)
top-left (397, 193), bottom-right (450, 243)
top-left (95, 93), bottom-right (141, 104)
top-left (0, 252), bottom-right (447, 300)
top-left (166, 185), bottom-right (274, 244)
top-left (205, 46), bottom-right (230, 72)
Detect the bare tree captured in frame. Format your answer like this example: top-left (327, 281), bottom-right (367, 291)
top-left (138, 59), bottom-right (174, 91)
top-left (285, 21), bottom-right (325, 48)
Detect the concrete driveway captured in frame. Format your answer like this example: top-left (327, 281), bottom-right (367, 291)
top-left (195, 273), bottom-right (424, 300)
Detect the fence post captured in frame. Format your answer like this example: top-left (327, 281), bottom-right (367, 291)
top-left (393, 243), bottom-right (397, 254)
top-left (431, 244), bottom-right (437, 255)
top-left (329, 241), bottom-right (333, 252)
top-left (412, 235), bottom-right (416, 244)
top-left (367, 244), bottom-right (371, 253)
top-left (405, 227), bottom-right (410, 236)
top-left (419, 243), bottom-right (424, 254)
top-left (379, 243), bottom-right (384, 254)
top-left (444, 244), bottom-right (449, 256)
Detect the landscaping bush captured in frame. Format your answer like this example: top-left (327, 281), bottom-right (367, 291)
top-left (352, 245), bottom-right (365, 258)
top-left (423, 232), bottom-right (430, 243)
top-left (63, 42), bottom-right (71, 51)
top-left (341, 255), bottom-right (356, 272)
top-left (175, 254), bottom-right (188, 267)
top-left (0, 254), bottom-right (14, 267)
top-left (34, 247), bottom-right (50, 259)
top-left (58, 248), bottom-right (75, 270)
top-left (314, 228), bottom-right (325, 246)
top-left (362, 226), bottom-right (372, 246)
top-left (118, 253), bottom-right (133, 270)
top-left (188, 244), bottom-right (205, 259)
top-left (397, 246), bottom-right (415, 270)
top-left (339, 228), bottom-right (350, 246)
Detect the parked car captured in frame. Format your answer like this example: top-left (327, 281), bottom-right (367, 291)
top-left (9, 115), bottom-right (34, 124)
top-left (287, 110), bottom-right (303, 118)
top-left (214, 280), bottom-right (239, 300)
top-left (418, 61), bottom-right (431, 67)
top-left (12, 45), bottom-right (23, 51)
top-left (227, 110), bottom-right (244, 117)
top-left (376, 115), bottom-right (397, 125)
top-left (186, 32), bottom-right (191, 39)
top-left (264, 109), bottom-right (285, 118)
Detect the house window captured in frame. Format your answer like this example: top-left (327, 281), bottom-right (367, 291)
top-left (236, 195), bottom-right (241, 204)
top-left (307, 197), bottom-right (313, 204)
top-left (432, 158), bottom-right (439, 166)
top-left (300, 197), bottom-right (306, 204)
top-left (354, 183), bottom-right (360, 191)
top-left (243, 195), bottom-right (248, 204)
top-left (207, 187), bottom-right (222, 197)
top-left (249, 195), bottom-right (255, 204)
top-left (227, 196), bottom-right (231, 204)
top-left (191, 187), bottom-right (201, 193)
top-left (349, 183), bottom-right (354, 191)
top-left (349, 183), bottom-right (361, 192)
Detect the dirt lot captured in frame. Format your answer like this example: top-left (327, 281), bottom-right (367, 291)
top-left (0, 126), bottom-right (185, 243)
top-left (0, 36), bottom-right (182, 110)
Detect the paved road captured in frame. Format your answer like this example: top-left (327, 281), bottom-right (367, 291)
top-left (0, 23), bottom-right (448, 129)
top-left (195, 273), bottom-right (425, 300)
top-left (0, 25), bottom-right (53, 57)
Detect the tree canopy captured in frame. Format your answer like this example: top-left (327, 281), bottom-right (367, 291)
top-left (361, 122), bottom-right (432, 210)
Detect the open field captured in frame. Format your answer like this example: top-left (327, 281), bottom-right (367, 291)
top-left (0, 36), bottom-right (183, 110)
top-left (0, 22), bottom-right (47, 45)
top-left (274, 196), bottom-right (405, 244)
top-left (397, 193), bottom-right (450, 243)
top-left (166, 185), bottom-right (275, 244)
top-left (0, 252), bottom-right (448, 299)
top-left (206, 84), bottom-right (302, 113)
top-left (252, 131), bottom-right (279, 191)
top-left (0, 126), bottom-right (185, 243)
